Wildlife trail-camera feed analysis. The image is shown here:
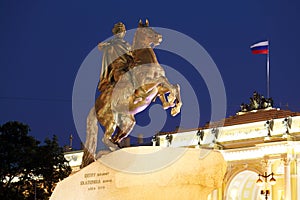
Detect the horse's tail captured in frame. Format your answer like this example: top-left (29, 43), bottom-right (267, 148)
top-left (80, 106), bottom-right (98, 168)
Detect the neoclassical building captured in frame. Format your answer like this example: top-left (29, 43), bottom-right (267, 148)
top-left (64, 150), bottom-right (84, 174)
top-left (66, 92), bottom-right (300, 199)
top-left (156, 102), bottom-right (300, 199)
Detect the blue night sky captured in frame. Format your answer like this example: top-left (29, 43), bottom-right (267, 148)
top-left (1, 0), bottom-right (300, 149)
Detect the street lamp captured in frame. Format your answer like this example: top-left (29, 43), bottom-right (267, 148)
top-left (256, 172), bottom-right (276, 200)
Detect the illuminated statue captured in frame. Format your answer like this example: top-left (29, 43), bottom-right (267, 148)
top-left (87, 20), bottom-right (182, 156)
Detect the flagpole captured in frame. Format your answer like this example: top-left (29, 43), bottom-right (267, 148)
top-left (250, 40), bottom-right (270, 97)
top-left (267, 41), bottom-right (270, 98)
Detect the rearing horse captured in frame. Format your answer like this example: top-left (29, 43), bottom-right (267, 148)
top-left (86, 20), bottom-right (182, 156)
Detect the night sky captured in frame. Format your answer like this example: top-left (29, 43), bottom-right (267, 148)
top-left (1, 0), bottom-right (300, 150)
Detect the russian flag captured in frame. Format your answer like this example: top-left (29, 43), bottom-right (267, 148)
top-left (250, 41), bottom-right (269, 54)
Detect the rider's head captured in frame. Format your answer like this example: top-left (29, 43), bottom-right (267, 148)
top-left (112, 22), bottom-right (126, 38)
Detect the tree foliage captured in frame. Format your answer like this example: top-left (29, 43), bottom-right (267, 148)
top-left (0, 121), bottom-right (72, 199)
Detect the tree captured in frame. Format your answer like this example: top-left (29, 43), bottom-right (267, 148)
top-left (0, 121), bottom-right (71, 199)
top-left (0, 121), bottom-right (38, 199)
top-left (35, 135), bottom-right (72, 198)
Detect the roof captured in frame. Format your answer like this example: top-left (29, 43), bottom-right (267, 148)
top-left (159, 108), bottom-right (300, 135)
top-left (217, 108), bottom-right (300, 127)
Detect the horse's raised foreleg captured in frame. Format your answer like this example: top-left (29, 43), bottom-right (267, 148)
top-left (156, 85), bottom-right (175, 110)
top-left (133, 83), bottom-right (157, 104)
top-left (129, 85), bottom-right (158, 113)
top-left (170, 84), bottom-right (182, 116)
top-left (157, 76), bottom-right (182, 116)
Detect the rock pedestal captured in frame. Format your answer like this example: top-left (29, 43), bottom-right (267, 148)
top-left (51, 147), bottom-right (226, 200)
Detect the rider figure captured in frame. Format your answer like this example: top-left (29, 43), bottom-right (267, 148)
top-left (97, 22), bottom-right (148, 105)
top-left (98, 22), bottom-right (134, 92)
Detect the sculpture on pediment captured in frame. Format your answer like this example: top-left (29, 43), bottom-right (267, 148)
top-left (239, 91), bottom-right (273, 112)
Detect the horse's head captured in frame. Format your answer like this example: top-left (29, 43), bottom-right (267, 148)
top-left (133, 19), bottom-right (162, 49)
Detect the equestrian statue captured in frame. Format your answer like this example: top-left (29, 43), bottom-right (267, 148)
top-left (81, 20), bottom-right (182, 167)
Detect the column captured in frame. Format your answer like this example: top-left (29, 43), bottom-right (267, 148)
top-left (297, 155), bottom-right (300, 200)
top-left (209, 189), bottom-right (218, 200)
top-left (266, 160), bottom-right (273, 200)
top-left (283, 157), bottom-right (291, 200)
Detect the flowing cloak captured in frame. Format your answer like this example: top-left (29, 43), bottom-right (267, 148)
top-left (98, 37), bottom-right (132, 90)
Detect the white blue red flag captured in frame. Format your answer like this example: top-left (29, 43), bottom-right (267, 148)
top-left (250, 40), bottom-right (269, 54)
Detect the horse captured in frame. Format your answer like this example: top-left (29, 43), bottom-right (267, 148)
top-left (84, 20), bottom-right (182, 161)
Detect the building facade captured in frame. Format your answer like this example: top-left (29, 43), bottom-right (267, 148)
top-left (157, 108), bottom-right (300, 200)
top-left (64, 150), bottom-right (84, 174)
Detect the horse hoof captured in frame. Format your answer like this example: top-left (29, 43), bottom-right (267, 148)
top-left (102, 137), bottom-right (120, 151)
top-left (109, 146), bottom-right (120, 151)
top-left (171, 108), bottom-right (179, 116)
top-left (171, 102), bottom-right (182, 116)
